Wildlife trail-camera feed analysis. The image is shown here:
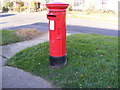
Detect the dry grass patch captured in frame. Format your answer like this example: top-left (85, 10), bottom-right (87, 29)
top-left (15, 28), bottom-right (44, 40)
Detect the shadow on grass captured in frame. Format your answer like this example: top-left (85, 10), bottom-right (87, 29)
top-left (2, 22), bottom-right (118, 37)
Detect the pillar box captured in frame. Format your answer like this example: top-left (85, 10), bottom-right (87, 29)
top-left (46, 2), bottom-right (69, 68)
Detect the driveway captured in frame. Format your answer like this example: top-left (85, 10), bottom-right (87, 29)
top-left (1, 11), bottom-right (118, 36)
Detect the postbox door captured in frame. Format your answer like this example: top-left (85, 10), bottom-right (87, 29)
top-left (47, 12), bottom-right (60, 57)
top-left (49, 19), bottom-right (61, 57)
top-left (48, 11), bottom-right (66, 57)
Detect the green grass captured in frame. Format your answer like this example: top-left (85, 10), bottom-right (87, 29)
top-left (0, 30), bottom-right (23, 46)
top-left (6, 33), bottom-right (118, 88)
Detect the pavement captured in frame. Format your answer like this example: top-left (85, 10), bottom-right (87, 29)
top-left (2, 66), bottom-right (53, 88)
top-left (0, 11), bottom-right (118, 89)
top-left (1, 32), bottom-right (55, 88)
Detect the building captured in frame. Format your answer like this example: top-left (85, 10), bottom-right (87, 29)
top-left (44, 0), bottom-right (118, 13)
top-left (0, 0), bottom-right (118, 13)
top-left (71, 0), bottom-right (118, 13)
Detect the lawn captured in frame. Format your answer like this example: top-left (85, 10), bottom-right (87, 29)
top-left (0, 30), bottom-right (23, 46)
top-left (6, 33), bottom-right (118, 88)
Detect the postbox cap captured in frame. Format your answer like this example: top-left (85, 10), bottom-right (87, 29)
top-left (46, 2), bottom-right (69, 11)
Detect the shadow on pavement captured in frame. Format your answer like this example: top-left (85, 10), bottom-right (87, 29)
top-left (2, 22), bottom-right (118, 37)
top-left (0, 14), bottom-right (15, 18)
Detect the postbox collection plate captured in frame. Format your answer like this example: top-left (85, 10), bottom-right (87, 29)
top-left (50, 20), bottom-right (54, 30)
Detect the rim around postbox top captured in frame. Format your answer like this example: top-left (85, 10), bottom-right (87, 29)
top-left (46, 2), bottom-right (69, 10)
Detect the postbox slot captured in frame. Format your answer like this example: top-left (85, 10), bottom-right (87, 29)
top-left (47, 15), bottom-right (56, 17)
top-left (47, 13), bottom-right (58, 20)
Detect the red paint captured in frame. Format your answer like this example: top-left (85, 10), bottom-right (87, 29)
top-left (46, 2), bottom-right (69, 57)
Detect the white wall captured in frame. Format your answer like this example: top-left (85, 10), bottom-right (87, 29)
top-left (107, 0), bottom-right (118, 12)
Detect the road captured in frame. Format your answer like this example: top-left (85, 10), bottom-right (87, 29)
top-left (0, 12), bottom-right (118, 36)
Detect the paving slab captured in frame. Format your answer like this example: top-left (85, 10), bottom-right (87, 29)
top-left (0, 56), bottom-right (2, 90)
top-left (2, 66), bottom-right (53, 88)
top-left (1, 56), bottom-right (7, 67)
top-left (0, 56), bottom-right (2, 67)
top-left (0, 67), bottom-right (1, 90)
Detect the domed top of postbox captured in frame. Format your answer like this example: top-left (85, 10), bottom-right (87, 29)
top-left (46, 2), bottom-right (69, 10)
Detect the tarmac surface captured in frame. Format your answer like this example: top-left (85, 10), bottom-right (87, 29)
top-left (1, 12), bottom-right (118, 36)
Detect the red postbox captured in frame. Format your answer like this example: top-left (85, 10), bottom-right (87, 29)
top-left (46, 2), bottom-right (69, 68)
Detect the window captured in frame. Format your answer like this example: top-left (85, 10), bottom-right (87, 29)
top-left (51, 0), bottom-right (54, 2)
top-left (46, 0), bottom-right (54, 3)
top-left (46, 0), bottom-right (50, 3)
top-left (74, 0), bottom-right (85, 6)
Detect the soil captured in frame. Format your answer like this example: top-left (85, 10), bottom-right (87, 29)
top-left (15, 28), bottom-right (44, 40)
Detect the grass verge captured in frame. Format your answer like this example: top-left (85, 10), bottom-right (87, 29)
top-left (1, 29), bottom-right (43, 46)
top-left (6, 33), bottom-right (118, 88)
top-left (0, 30), bottom-right (23, 46)
top-left (67, 11), bottom-right (117, 22)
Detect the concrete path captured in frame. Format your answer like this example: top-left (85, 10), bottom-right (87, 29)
top-left (2, 66), bottom-right (52, 88)
top-left (1, 32), bottom-right (55, 88)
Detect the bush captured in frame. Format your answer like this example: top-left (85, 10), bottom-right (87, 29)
top-left (2, 7), bottom-right (9, 12)
top-left (4, 2), bottom-right (13, 8)
top-left (68, 5), bottom-right (72, 11)
top-left (20, 5), bottom-right (28, 12)
top-left (16, 6), bottom-right (20, 12)
top-left (3, 1), bottom-right (13, 11)
top-left (16, 1), bottom-right (24, 7)
top-left (29, 2), bottom-right (41, 12)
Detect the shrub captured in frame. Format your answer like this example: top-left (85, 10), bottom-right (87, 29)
top-left (2, 7), bottom-right (9, 12)
top-left (68, 5), bottom-right (72, 11)
top-left (20, 5), bottom-right (28, 12)
top-left (3, 1), bottom-right (13, 11)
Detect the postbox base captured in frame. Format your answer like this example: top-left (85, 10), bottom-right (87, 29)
top-left (50, 55), bottom-right (67, 69)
